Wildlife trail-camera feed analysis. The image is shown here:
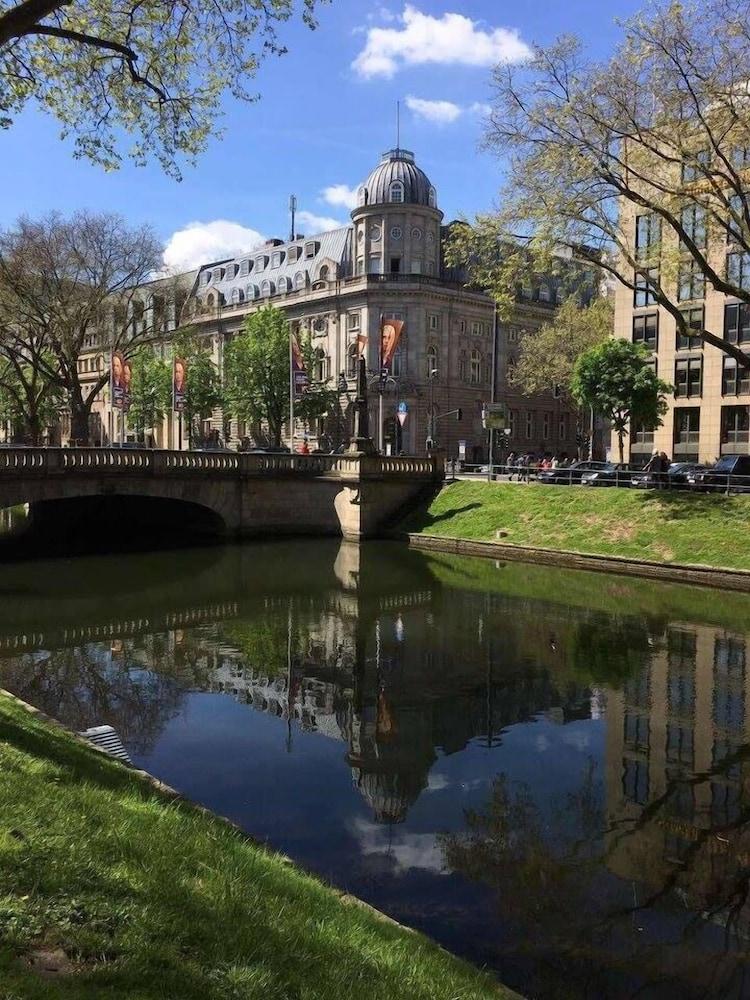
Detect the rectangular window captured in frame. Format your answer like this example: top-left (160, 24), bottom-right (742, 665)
top-left (623, 758), bottom-right (649, 805)
top-left (673, 407), bottom-right (700, 445)
top-left (674, 357), bottom-right (703, 397)
top-left (633, 422), bottom-right (655, 445)
top-left (525, 412), bottom-right (534, 440)
top-left (471, 321), bottom-right (481, 336)
top-left (634, 268), bottom-right (659, 307)
top-left (304, 242), bottom-right (316, 259)
top-left (508, 409), bottom-right (515, 437)
top-left (677, 307), bottom-right (704, 351)
top-left (727, 251), bottom-right (750, 290)
top-left (390, 257), bottom-right (401, 274)
top-left (459, 319), bottom-right (466, 334)
top-left (558, 413), bottom-right (567, 439)
top-left (632, 313), bottom-right (658, 350)
top-left (727, 192), bottom-right (747, 243)
top-left (635, 213), bottom-right (661, 260)
top-left (680, 204), bottom-right (706, 247)
top-left (367, 256), bottom-right (382, 275)
top-left (271, 251), bottom-right (282, 268)
top-left (722, 358), bottom-right (750, 396)
top-left (542, 412), bottom-right (550, 440)
top-left (724, 302), bottom-right (750, 345)
top-left (508, 327), bottom-right (518, 342)
top-left (624, 712), bottom-right (650, 752)
top-left (411, 259), bottom-right (422, 274)
top-left (681, 149), bottom-right (710, 183)
top-left (721, 404), bottom-right (750, 444)
top-left (678, 259), bottom-right (705, 302)
top-left (429, 314), bottom-right (439, 331)
top-left (347, 312), bottom-right (360, 331)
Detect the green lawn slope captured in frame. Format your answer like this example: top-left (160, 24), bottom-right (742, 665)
top-left (0, 694), bottom-right (510, 1000)
top-left (405, 481), bottom-right (750, 572)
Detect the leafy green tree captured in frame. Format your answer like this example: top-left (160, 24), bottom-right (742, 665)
top-left (126, 348), bottom-right (171, 442)
top-left (0, 1), bottom-right (324, 178)
top-left (510, 297), bottom-right (612, 398)
top-left (224, 305), bottom-right (338, 448)
top-left (448, 0), bottom-right (750, 368)
top-left (571, 340), bottom-right (671, 464)
top-left (0, 353), bottom-right (62, 444)
top-left (172, 331), bottom-right (223, 447)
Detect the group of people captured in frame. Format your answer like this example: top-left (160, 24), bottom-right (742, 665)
top-left (505, 452), bottom-right (571, 481)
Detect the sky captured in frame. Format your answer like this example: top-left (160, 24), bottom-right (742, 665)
top-left (0, 1), bottom-right (645, 272)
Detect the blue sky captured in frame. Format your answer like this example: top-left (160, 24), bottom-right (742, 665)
top-left (0, 1), bottom-right (643, 270)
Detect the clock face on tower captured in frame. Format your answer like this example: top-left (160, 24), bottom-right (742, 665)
top-left (390, 226), bottom-right (403, 240)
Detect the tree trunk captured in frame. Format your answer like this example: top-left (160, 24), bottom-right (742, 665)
top-left (69, 400), bottom-right (91, 446)
top-left (617, 429), bottom-right (624, 465)
top-left (26, 411), bottom-right (43, 447)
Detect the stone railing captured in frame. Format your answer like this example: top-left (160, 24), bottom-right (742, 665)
top-left (0, 447), bottom-right (443, 481)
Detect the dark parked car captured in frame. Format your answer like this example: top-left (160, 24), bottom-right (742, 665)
top-left (536, 460), bottom-right (610, 485)
top-left (580, 463), bottom-right (632, 487)
top-left (631, 462), bottom-right (708, 489)
top-left (701, 454), bottom-right (750, 493)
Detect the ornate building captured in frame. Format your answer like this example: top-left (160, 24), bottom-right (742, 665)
top-left (77, 147), bottom-right (583, 459)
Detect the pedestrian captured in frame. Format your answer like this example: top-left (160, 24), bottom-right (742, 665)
top-left (299, 438), bottom-right (310, 455)
top-left (506, 451), bottom-right (516, 480)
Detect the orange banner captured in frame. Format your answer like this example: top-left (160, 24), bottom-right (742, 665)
top-left (380, 319), bottom-right (404, 370)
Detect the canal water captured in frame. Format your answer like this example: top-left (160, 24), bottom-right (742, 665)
top-left (2, 537), bottom-right (750, 998)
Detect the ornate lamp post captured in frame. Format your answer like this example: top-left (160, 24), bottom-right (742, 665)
top-left (348, 357), bottom-right (377, 455)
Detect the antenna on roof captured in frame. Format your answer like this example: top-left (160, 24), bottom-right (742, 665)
top-left (289, 194), bottom-right (297, 242)
top-left (396, 100), bottom-right (400, 151)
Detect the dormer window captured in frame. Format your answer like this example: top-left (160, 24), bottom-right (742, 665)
top-left (288, 246), bottom-right (299, 263)
top-left (255, 255), bottom-right (266, 272)
top-left (246, 283), bottom-right (259, 300)
top-left (240, 259), bottom-right (250, 276)
top-left (294, 271), bottom-right (306, 290)
top-left (202, 271), bottom-right (212, 285)
top-left (231, 288), bottom-right (243, 305)
top-left (271, 251), bottom-right (283, 268)
top-left (213, 267), bottom-right (224, 282)
top-left (304, 241), bottom-right (316, 259)
top-left (278, 277), bottom-right (289, 293)
top-left (261, 280), bottom-right (272, 297)
top-left (389, 180), bottom-right (405, 203)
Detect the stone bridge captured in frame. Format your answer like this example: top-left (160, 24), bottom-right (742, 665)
top-left (0, 447), bottom-right (443, 542)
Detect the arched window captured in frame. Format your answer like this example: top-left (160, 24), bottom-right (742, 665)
top-left (206, 292), bottom-right (215, 308)
top-left (313, 348), bottom-right (328, 383)
top-left (470, 350), bottom-right (482, 385)
top-left (389, 180), bottom-right (405, 203)
top-left (278, 276), bottom-right (289, 293)
top-left (246, 283), bottom-right (258, 300)
top-left (426, 345), bottom-right (438, 379)
top-left (318, 264), bottom-right (330, 282)
top-left (428, 186), bottom-right (437, 208)
top-left (261, 280), bottom-right (272, 297)
top-left (294, 271), bottom-right (306, 290)
top-left (346, 343), bottom-right (359, 379)
top-left (231, 287), bottom-right (244, 306)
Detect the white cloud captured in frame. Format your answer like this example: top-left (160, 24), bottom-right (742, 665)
top-left (352, 818), bottom-right (447, 875)
top-left (353, 5), bottom-right (532, 79)
top-left (321, 184), bottom-right (359, 211)
top-left (163, 219), bottom-right (265, 272)
top-left (470, 101), bottom-right (492, 117)
top-left (296, 209), bottom-right (345, 233)
top-left (405, 95), bottom-right (462, 124)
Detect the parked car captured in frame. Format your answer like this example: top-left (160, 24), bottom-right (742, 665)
top-left (701, 454), bottom-right (750, 493)
top-left (536, 461), bottom-right (610, 485)
top-left (580, 463), bottom-right (631, 487)
top-left (245, 446), bottom-right (292, 454)
top-left (631, 462), bottom-right (708, 490)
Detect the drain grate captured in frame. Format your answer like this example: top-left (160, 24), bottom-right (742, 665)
top-left (79, 725), bottom-right (132, 764)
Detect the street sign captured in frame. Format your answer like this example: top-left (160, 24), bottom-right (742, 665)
top-left (458, 440), bottom-right (466, 460)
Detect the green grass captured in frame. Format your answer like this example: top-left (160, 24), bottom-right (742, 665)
top-left (0, 694), bottom-right (510, 1000)
top-left (405, 481), bottom-right (750, 572)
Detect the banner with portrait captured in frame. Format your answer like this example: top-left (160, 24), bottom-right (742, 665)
top-left (291, 335), bottom-right (309, 399)
top-left (111, 351), bottom-right (126, 410)
top-left (380, 318), bottom-right (404, 372)
top-left (122, 357), bottom-right (132, 412)
top-left (355, 333), bottom-right (368, 357)
top-left (173, 357), bottom-right (187, 412)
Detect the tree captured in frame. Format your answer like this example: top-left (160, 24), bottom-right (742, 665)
top-left (126, 348), bottom-right (171, 443)
top-left (172, 330), bottom-right (223, 446)
top-left (449, 0), bottom-right (750, 368)
top-left (0, 348), bottom-right (62, 444)
top-left (0, 211), bottom-right (168, 444)
top-left (571, 340), bottom-right (671, 463)
top-left (224, 305), bottom-right (338, 448)
top-left (509, 296), bottom-right (612, 398)
top-left (0, 0), bottom-right (324, 178)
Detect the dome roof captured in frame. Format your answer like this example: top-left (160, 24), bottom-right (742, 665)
top-left (357, 149), bottom-right (437, 210)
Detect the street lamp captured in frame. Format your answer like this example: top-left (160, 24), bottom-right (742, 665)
top-left (368, 368), bottom-right (396, 453)
top-left (426, 368), bottom-right (438, 453)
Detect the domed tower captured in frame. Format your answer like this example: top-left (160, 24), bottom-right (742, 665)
top-left (351, 149), bottom-right (443, 278)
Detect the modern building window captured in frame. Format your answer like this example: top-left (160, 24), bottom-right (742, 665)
top-left (678, 259), bottom-right (705, 301)
top-left (680, 204), bottom-right (706, 247)
top-left (727, 251), bottom-right (750, 290)
top-left (724, 302), bottom-right (750, 344)
top-left (624, 712), bottom-right (650, 752)
top-left (674, 357), bottom-right (702, 397)
top-left (426, 344), bottom-right (438, 378)
top-left (722, 357), bottom-right (750, 396)
top-left (721, 404), bottom-right (750, 444)
top-left (727, 192), bottom-right (747, 243)
top-left (677, 307), bottom-right (704, 351)
top-left (673, 407), bottom-right (700, 446)
top-left (634, 268), bottom-right (659, 307)
top-left (633, 422), bottom-right (655, 446)
top-left (635, 213), bottom-right (661, 260)
top-left (632, 313), bottom-right (658, 350)
top-left (681, 149), bottom-right (709, 182)
top-left (715, 634), bottom-right (746, 681)
top-left (623, 758), bottom-right (649, 805)
top-left (470, 350), bottom-right (482, 385)
top-left (389, 180), bottom-right (405, 203)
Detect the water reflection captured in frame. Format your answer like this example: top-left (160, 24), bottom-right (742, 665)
top-left (2, 540), bottom-right (750, 997)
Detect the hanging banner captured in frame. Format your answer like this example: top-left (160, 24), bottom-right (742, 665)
top-left (356, 333), bottom-right (368, 357)
top-left (111, 351), bottom-right (126, 410)
top-left (122, 358), bottom-right (133, 413)
top-left (380, 318), bottom-right (404, 371)
top-left (291, 335), bottom-right (309, 399)
top-left (173, 357), bottom-right (187, 412)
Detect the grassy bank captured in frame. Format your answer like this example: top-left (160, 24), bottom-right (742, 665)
top-left (0, 694), bottom-right (509, 1000)
top-left (405, 481), bottom-right (750, 572)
